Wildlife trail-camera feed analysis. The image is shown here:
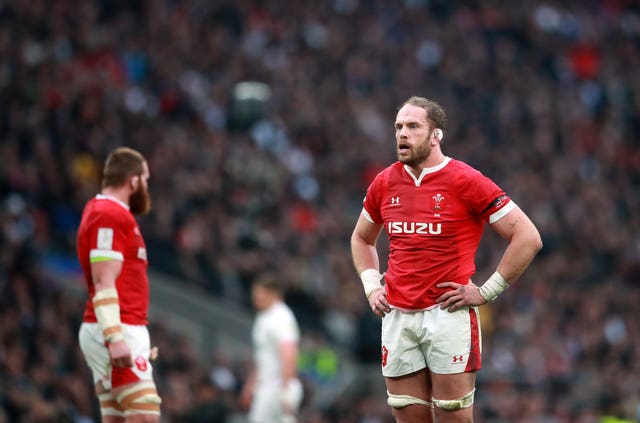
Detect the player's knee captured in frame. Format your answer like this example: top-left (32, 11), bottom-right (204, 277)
top-left (98, 392), bottom-right (125, 418)
top-left (387, 391), bottom-right (434, 409)
top-left (116, 381), bottom-right (162, 418)
top-left (432, 388), bottom-right (475, 411)
top-left (127, 414), bottom-right (160, 423)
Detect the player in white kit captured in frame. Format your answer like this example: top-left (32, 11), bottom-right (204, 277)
top-left (240, 274), bottom-right (303, 423)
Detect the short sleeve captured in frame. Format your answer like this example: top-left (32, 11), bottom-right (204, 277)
top-left (362, 173), bottom-right (384, 224)
top-left (457, 167), bottom-right (514, 224)
top-left (88, 212), bottom-right (127, 263)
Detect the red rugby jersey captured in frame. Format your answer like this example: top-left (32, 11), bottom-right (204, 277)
top-left (362, 157), bottom-right (514, 309)
top-left (77, 194), bottom-right (149, 325)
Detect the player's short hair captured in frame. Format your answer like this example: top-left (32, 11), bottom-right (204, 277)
top-left (102, 147), bottom-right (146, 189)
top-left (253, 272), bottom-right (285, 295)
top-left (401, 96), bottom-right (446, 131)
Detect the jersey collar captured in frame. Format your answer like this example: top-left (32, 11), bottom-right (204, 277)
top-left (96, 194), bottom-right (130, 210)
top-left (404, 156), bottom-right (451, 186)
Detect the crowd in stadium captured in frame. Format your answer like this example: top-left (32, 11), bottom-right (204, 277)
top-left (1, 0), bottom-right (640, 421)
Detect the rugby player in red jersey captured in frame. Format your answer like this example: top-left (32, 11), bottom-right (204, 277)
top-left (351, 97), bottom-right (542, 423)
top-left (77, 147), bottom-right (161, 422)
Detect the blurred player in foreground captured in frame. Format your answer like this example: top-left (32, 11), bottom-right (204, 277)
top-left (77, 147), bottom-right (161, 422)
top-left (241, 274), bottom-right (303, 423)
top-left (351, 96), bottom-right (542, 422)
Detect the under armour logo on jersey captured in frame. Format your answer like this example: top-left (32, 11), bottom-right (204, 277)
top-left (452, 355), bottom-right (464, 363)
top-left (390, 196), bottom-right (400, 205)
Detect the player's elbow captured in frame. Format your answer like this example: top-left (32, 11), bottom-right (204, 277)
top-left (535, 233), bottom-right (543, 252)
top-left (350, 230), bottom-right (366, 251)
top-left (514, 222), bottom-right (543, 257)
top-left (527, 227), bottom-right (543, 255)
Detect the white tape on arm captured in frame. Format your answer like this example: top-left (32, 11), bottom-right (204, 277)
top-left (478, 271), bottom-right (509, 303)
top-left (360, 269), bottom-right (383, 298)
top-left (92, 287), bottom-right (124, 343)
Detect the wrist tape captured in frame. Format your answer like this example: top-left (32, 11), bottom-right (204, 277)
top-left (360, 269), bottom-right (383, 298)
top-left (93, 288), bottom-right (124, 343)
top-left (478, 271), bottom-right (509, 303)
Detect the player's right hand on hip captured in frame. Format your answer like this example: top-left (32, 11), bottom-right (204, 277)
top-left (108, 340), bottom-right (133, 368)
top-left (368, 287), bottom-right (391, 317)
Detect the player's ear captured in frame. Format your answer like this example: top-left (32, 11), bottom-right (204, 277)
top-left (131, 176), bottom-right (140, 189)
top-left (433, 128), bottom-right (443, 142)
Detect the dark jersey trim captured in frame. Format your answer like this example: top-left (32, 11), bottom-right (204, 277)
top-left (481, 194), bottom-right (507, 215)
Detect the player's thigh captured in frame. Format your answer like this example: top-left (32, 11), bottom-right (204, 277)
top-left (249, 384), bottom-right (282, 423)
top-left (381, 309), bottom-right (428, 377)
top-left (79, 323), bottom-right (111, 386)
top-left (423, 306), bottom-right (481, 374)
top-left (385, 368), bottom-right (432, 399)
top-left (430, 371), bottom-right (476, 423)
top-left (385, 368), bottom-right (434, 423)
top-left (112, 325), bottom-right (156, 389)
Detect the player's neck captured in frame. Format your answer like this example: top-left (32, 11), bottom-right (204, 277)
top-left (408, 150), bottom-right (446, 177)
top-left (101, 187), bottom-right (130, 206)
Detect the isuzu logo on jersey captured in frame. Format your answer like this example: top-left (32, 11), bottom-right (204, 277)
top-left (388, 221), bottom-right (442, 235)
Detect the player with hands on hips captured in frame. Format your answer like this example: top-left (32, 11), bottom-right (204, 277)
top-left (351, 96), bottom-right (542, 422)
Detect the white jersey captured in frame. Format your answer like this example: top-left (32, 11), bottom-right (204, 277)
top-left (252, 301), bottom-right (300, 385)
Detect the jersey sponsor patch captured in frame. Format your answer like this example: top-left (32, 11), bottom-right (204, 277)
top-left (97, 228), bottom-right (114, 250)
top-left (137, 247), bottom-right (147, 261)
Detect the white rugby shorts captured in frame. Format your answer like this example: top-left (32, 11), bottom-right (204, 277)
top-left (380, 306), bottom-right (482, 377)
top-left (78, 322), bottom-right (155, 390)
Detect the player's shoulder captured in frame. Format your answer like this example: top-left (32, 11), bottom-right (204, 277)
top-left (447, 158), bottom-right (488, 182)
top-left (84, 196), bottom-right (132, 225)
top-left (447, 158), bottom-right (480, 173)
top-left (271, 302), bottom-right (297, 321)
top-left (371, 162), bottom-right (404, 183)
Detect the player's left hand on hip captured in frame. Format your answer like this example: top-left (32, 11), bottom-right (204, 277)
top-left (436, 281), bottom-right (484, 312)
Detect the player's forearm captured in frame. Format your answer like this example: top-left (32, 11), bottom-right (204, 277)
top-left (90, 260), bottom-right (124, 343)
top-left (351, 233), bottom-right (386, 298)
top-left (351, 214), bottom-right (383, 274)
top-left (350, 235), bottom-right (380, 274)
top-left (279, 343), bottom-right (298, 383)
top-left (495, 223), bottom-right (542, 282)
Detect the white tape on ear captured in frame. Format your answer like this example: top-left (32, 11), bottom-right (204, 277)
top-left (434, 128), bottom-right (443, 141)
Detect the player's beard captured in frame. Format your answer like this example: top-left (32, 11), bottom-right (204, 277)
top-left (129, 183), bottom-right (151, 215)
top-left (397, 131), bottom-right (432, 167)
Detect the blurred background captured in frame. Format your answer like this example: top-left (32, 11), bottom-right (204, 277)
top-left (1, 0), bottom-right (639, 422)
